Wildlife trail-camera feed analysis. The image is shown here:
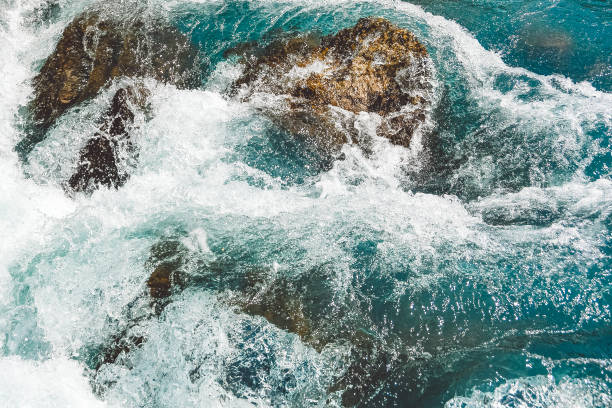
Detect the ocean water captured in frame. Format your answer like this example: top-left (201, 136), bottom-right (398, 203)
top-left (0, 0), bottom-right (610, 407)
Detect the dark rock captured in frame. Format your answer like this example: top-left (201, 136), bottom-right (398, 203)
top-left (24, 1), bottom-right (61, 27)
top-left (231, 17), bottom-right (432, 154)
top-left (236, 274), bottom-right (314, 344)
top-left (67, 135), bottom-right (124, 193)
top-left (480, 203), bottom-right (560, 227)
top-left (67, 86), bottom-right (147, 194)
top-left (145, 239), bottom-right (188, 304)
top-left (329, 332), bottom-right (404, 407)
top-left (30, 11), bottom-right (201, 131)
top-left (147, 265), bottom-right (173, 299)
top-left (100, 334), bottom-right (145, 367)
top-left (142, 249), bottom-right (407, 405)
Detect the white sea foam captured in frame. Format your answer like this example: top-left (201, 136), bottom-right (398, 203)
top-left (0, 0), bottom-right (610, 406)
top-left (0, 356), bottom-right (107, 408)
top-left (182, 227), bottom-right (213, 253)
top-left (445, 375), bottom-right (612, 408)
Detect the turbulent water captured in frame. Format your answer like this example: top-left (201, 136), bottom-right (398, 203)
top-left (1, 0), bottom-right (611, 407)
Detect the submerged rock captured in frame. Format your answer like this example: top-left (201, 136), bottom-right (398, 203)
top-left (231, 17), bottom-right (432, 154)
top-left (67, 85), bottom-right (148, 194)
top-left (91, 238), bottom-right (189, 377)
top-left (28, 11), bottom-right (201, 132)
top-left (145, 239), bottom-right (189, 303)
top-left (227, 265), bottom-right (407, 406)
top-left (521, 24), bottom-right (573, 56)
top-left (93, 239), bottom-right (405, 405)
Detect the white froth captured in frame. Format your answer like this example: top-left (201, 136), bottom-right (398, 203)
top-left (0, 356), bottom-right (107, 408)
top-left (0, 0), bottom-right (610, 407)
top-left (181, 227), bottom-right (212, 253)
top-left (445, 375), bottom-right (612, 408)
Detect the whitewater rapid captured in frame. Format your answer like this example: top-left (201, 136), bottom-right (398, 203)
top-left (0, 0), bottom-right (610, 407)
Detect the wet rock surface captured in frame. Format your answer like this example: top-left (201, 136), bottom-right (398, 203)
top-left (67, 85), bottom-right (148, 194)
top-left (231, 17), bottom-right (433, 154)
top-left (144, 239), bottom-right (189, 304)
top-left (18, 8), bottom-right (204, 193)
top-left (29, 12), bottom-right (201, 132)
top-left (68, 135), bottom-right (124, 193)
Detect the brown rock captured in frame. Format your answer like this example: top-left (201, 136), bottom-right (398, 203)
top-left (31, 11), bottom-right (201, 193)
top-left (147, 265), bottom-right (173, 299)
top-left (145, 239), bottom-right (188, 299)
top-left (231, 17), bottom-right (432, 153)
top-left (67, 135), bottom-right (124, 193)
top-left (233, 273), bottom-right (316, 346)
top-left (67, 86), bottom-right (147, 194)
top-left (30, 12), bottom-right (201, 131)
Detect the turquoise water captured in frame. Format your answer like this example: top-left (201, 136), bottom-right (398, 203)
top-left (0, 0), bottom-right (610, 407)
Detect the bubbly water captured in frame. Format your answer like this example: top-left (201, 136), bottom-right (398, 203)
top-left (0, 0), bottom-right (610, 406)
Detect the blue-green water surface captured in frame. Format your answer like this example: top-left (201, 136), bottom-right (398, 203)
top-left (0, 0), bottom-right (610, 407)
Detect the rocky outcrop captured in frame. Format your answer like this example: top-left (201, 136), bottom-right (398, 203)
top-left (30, 12), bottom-right (201, 132)
top-left (67, 85), bottom-right (148, 194)
top-left (24, 10), bottom-right (202, 193)
top-left (231, 17), bottom-right (432, 154)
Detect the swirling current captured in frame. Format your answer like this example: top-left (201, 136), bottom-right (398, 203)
top-left (0, 0), bottom-right (610, 407)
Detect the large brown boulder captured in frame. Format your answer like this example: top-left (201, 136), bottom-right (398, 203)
top-left (30, 12), bottom-right (201, 131)
top-left (231, 17), bottom-right (432, 153)
top-left (27, 10), bottom-right (202, 193)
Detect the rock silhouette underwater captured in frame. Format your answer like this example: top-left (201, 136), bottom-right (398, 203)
top-left (91, 237), bottom-right (414, 406)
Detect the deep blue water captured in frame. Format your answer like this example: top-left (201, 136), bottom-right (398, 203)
top-left (0, 0), bottom-right (610, 407)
